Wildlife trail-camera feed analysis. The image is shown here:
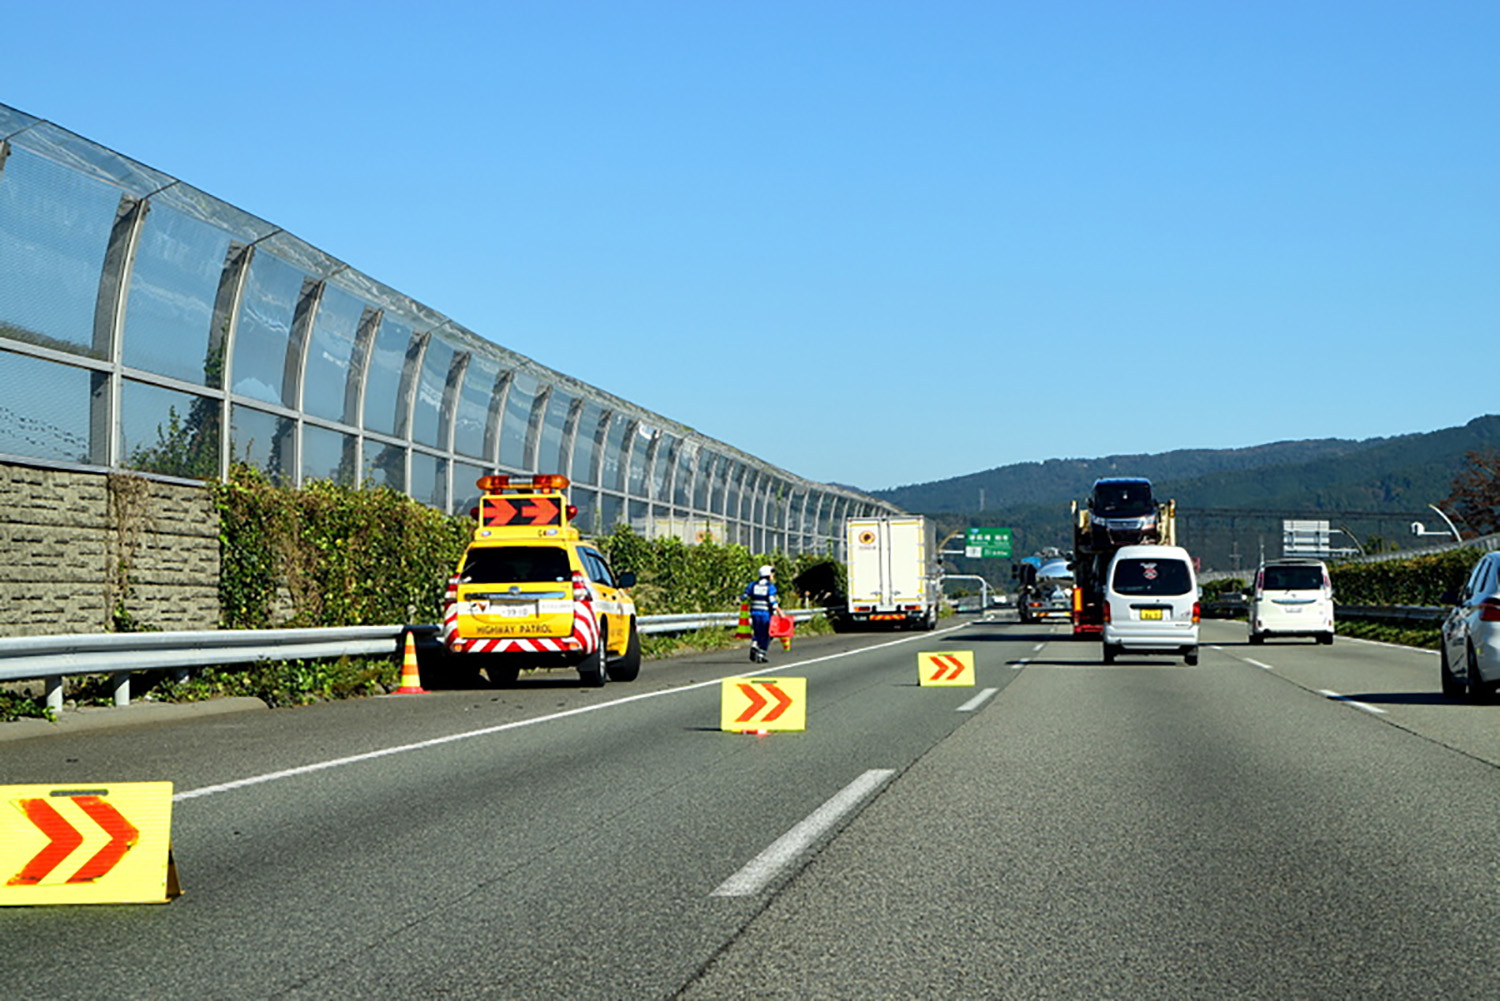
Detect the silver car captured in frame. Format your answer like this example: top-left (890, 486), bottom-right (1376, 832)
top-left (1440, 551), bottom-right (1500, 700)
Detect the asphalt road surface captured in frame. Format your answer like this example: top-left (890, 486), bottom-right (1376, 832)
top-left (5, 614), bottom-right (1500, 999)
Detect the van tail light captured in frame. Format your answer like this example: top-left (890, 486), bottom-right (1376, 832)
top-left (1103, 599), bottom-right (1111, 625)
top-left (1192, 602), bottom-right (1201, 624)
top-left (1481, 598), bottom-right (1500, 623)
top-left (572, 571), bottom-right (591, 603)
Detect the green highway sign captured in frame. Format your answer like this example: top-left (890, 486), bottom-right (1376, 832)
top-left (965, 527), bottom-right (1013, 558)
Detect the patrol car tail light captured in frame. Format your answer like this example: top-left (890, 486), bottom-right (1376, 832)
top-left (1480, 598), bottom-right (1500, 622)
top-left (566, 505), bottom-right (578, 520)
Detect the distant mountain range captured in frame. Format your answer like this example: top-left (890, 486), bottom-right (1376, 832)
top-left (866, 415), bottom-right (1500, 579)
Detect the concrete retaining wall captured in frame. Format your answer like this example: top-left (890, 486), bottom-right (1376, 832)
top-left (0, 463), bottom-right (220, 636)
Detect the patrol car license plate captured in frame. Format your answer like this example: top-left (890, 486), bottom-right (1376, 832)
top-left (494, 603), bottom-right (536, 618)
top-left (1140, 608), bottom-right (1163, 621)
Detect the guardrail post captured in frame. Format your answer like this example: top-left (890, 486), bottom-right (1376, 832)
top-left (45, 676), bottom-right (64, 714)
top-left (111, 671), bottom-right (130, 706)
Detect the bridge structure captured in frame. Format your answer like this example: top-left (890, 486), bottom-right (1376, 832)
top-left (0, 102), bottom-right (895, 557)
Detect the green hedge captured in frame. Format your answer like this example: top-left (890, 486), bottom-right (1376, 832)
top-left (596, 527), bottom-right (833, 615)
top-left (214, 468), bottom-right (472, 629)
top-left (214, 468), bottom-right (835, 627)
top-left (1330, 548), bottom-right (1479, 606)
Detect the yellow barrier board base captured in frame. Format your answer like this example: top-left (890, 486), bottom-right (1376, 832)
top-left (1, 782), bottom-right (178, 906)
top-left (918, 650), bottom-right (976, 687)
top-left (721, 676), bottom-right (807, 732)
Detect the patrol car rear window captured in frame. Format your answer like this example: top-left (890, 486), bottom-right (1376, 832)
top-left (1262, 565), bottom-right (1324, 591)
top-left (462, 547), bottom-right (571, 583)
top-left (1111, 558), bottom-right (1192, 596)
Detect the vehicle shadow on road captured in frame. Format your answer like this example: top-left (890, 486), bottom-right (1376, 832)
top-left (1339, 692), bottom-right (1452, 706)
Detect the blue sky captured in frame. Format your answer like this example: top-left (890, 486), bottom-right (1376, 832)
top-left (6, 2), bottom-right (1495, 491)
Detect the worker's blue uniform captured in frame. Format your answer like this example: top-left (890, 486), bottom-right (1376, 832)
top-left (743, 575), bottom-right (779, 661)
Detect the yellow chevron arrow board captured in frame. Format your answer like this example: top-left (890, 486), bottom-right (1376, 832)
top-left (1, 782), bottom-right (177, 906)
top-left (918, 650), bottom-right (976, 687)
top-left (721, 677), bottom-right (807, 732)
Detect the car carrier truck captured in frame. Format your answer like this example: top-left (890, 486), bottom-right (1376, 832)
top-left (1070, 477), bottom-right (1176, 636)
top-left (839, 516), bottom-right (939, 630)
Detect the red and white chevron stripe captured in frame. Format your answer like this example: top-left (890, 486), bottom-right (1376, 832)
top-left (443, 571), bottom-right (600, 657)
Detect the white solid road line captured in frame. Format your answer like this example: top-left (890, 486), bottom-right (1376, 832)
top-left (1245, 659), bottom-right (1275, 671)
top-left (1318, 689), bottom-right (1388, 715)
top-left (711, 768), bottom-right (897, 897)
top-left (956, 688), bottom-right (999, 712)
top-left (174, 624), bottom-right (970, 803)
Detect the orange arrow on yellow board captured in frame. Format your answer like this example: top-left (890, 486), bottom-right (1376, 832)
top-left (2, 782), bottom-right (177, 906)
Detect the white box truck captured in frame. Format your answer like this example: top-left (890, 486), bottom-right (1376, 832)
top-left (841, 516), bottom-right (939, 630)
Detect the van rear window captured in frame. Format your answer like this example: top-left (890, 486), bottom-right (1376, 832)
top-left (1262, 565), bottom-right (1324, 591)
top-left (462, 546), bottom-right (571, 583)
top-left (1112, 558), bottom-right (1192, 596)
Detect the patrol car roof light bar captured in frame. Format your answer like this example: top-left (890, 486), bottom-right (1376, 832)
top-left (475, 474), bottom-right (571, 493)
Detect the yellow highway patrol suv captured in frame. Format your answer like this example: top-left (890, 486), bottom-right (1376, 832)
top-left (441, 474), bottom-right (640, 687)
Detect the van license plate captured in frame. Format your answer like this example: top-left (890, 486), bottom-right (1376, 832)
top-left (1140, 608), bottom-right (1163, 621)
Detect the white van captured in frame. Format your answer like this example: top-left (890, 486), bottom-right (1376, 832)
top-left (1249, 558), bottom-right (1334, 645)
top-left (1102, 544), bottom-right (1200, 665)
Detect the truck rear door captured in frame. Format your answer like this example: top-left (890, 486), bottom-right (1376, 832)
top-left (886, 518), bottom-right (927, 606)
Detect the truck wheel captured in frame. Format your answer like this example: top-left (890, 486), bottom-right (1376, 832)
top-left (607, 621), bottom-right (642, 682)
top-left (1185, 647), bottom-right (1199, 666)
top-left (1318, 632), bottom-right (1334, 645)
top-left (579, 628), bottom-right (607, 687)
top-left (924, 611), bottom-right (937, 631)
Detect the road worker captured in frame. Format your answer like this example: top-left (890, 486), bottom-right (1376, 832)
top-left (742, 564), bottom-right (780, 663)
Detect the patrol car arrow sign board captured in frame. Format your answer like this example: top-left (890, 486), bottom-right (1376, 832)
top-left (482, 494), bottom-right (562, 528)
top-left (919, 651), bottom-right (976, 687)
top-left (2, 782), bottom-right (177, 906)
top-left (721, 677), bottom-right (806, 732)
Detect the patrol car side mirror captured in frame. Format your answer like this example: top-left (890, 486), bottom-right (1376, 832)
top-left (617, 571), bottom-right (637, 588)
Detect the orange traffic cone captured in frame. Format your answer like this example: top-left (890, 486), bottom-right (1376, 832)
top-left (735, 602), bottom-right (752, 639)
top-left (394, 631), bottom-right (426, 694)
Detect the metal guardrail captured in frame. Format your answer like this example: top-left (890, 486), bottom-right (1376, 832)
top-left (0, 610), bottom-right (825, 712)
top-left (1337, 604), bottom-right (1446, 624)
